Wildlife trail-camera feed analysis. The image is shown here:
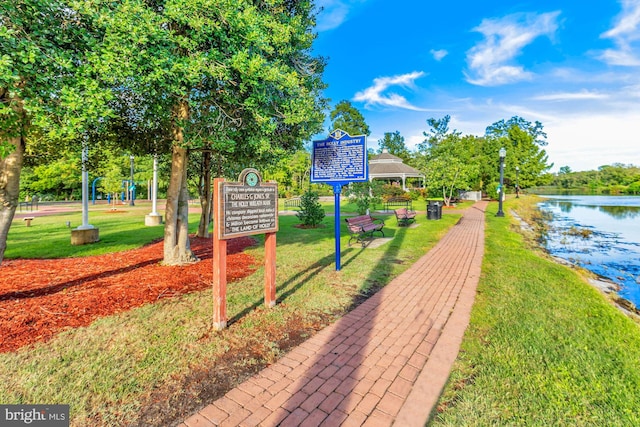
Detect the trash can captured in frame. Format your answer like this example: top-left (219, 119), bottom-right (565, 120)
top-left (427, 200), bottom-right (442, 220)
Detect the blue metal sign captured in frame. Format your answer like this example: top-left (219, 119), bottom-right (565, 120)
top-left (311, 129), bottom-right (368, 183)
top-left (311, 130), bottom-right (368, 271)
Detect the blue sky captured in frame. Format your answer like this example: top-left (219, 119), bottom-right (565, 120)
top-left (312, 0), bottom-right (640, 173)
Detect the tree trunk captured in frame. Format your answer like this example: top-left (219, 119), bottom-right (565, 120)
top-left (0, 90), bottom-right (27, 265)
top-left (163, 101), bottom-right (198, 265)
top-left (0, 135), bottom-right (25, 265)
top-left (196, 150), bottom-right (212, 238)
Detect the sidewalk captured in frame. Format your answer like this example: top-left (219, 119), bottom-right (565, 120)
top-left (180, 201), bottom-right (487, 427)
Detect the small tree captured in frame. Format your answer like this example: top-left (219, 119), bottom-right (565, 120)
top-left (296, 191), bottom-right (325, 227)
top-left (344, 181), bottom-right (382, 215)
top-left (101, 164), bottom-right (125, 209)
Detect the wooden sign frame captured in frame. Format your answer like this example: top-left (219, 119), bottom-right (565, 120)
top-left (212, 170), bottom-right (278, 330)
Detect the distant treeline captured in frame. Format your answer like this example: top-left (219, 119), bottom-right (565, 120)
top-left (537, 163), bottom-right (640, 194)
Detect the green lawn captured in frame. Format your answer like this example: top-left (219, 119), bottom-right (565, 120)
top-left (6, 196), bottom-right (636, 426)
top-left (430, 196), bottom-right (640, 426)
top-left (7, 203), bottom-right (168, 259)
top-left (1, 200), bottom-right (459, 426)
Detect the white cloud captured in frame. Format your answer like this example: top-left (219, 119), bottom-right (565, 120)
top-left (544, 112), bottom-right (640, 171)
top-left (430, 49), bottom-right (448, 61)
top-left (465, 11), bottom-right (561, 86)
top-left (353, 71), bottom-right (427, 111)
top-left (469, 99), bottom-right (640, 171)
top-left (314, 0), bottom-right (370, 32)
top-left (315, 1), bottom-right (349, 31)
top-left (532, 90), bottom-right (609, 101)
top-left (599, 0), bottom-right (640, 65)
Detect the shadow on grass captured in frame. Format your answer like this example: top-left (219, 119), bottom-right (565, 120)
top-left (228, 243), bottom-right (365, 325)
top-left (228, 216), bottom-right (399, 326)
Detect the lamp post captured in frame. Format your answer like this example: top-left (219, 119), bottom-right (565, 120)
top-left (496, 147), bottom-right (506, 217)
top-left (129, 155), bottom-right (135, 206)
top-left (515, 166), bottom-right (520, 198)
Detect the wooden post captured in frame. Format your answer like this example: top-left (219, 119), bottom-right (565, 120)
top-left (212, 178), bottom-right (227, 330)
top-left (264, 232), bottom-right (276, 307)
top-left (212, 171), bottom-right (279, 330)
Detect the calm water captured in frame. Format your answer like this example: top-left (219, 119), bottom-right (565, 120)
top-left (538, 195), bottom-right (640, 306)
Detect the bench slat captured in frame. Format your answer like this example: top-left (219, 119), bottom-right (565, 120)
top-left (345, 214), bottom-right (385, 247)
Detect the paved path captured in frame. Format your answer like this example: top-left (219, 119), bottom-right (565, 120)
top-left (180, 201), bottom-right (487, 427)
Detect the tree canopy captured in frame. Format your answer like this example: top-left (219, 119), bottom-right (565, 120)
top-left (377, 131), bottom-right (410, 162)
top-left (0, 0), bottom-right (116, 263)
top-left (1, 0), bottom-right (328, 265)
top-left (416, 116), bottom-right (480, 205)
top-left (329, 100), bottom-right (370, 136)
top-left (414, 115), bottom-right (552, 202)
top-left (483, 116), bottom-right (552, 190)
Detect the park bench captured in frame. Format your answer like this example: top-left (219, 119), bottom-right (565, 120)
top-left (394, 208), bottom-right (416, 226)
top-left (383, 196), bottom-right (412, 211)
top-left (345, 215), bottom-right (385, 247)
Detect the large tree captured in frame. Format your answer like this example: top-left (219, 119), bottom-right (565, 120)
top-left (96, 0), bottom-right (327, 264)
top-left (377, 131), bottom-right (410, 163)
top-left (0, 0), bottom-right (111, 264)
top-left (483, 116), bottom-right (552, 190)
top-left (329, 100), bottom-right (370, 136)
top-left (417, 116), bottom-right (480, 205)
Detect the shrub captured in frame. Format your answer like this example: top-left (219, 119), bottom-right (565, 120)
top-left (296, 191), bottom-right (325, 227)
top-left (380, 184), bottom-right (405, 199)
top-left (344, 182), bottom-right (382, 215)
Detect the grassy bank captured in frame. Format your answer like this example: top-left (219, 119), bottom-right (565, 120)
top-left (0, 205), bottom-right (460, 426)
top-left (431, 196), bottom-right (640, 426)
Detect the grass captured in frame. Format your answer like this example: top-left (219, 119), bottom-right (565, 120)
top-left (7, 197), bottom-right (457, 259)
top-left (0, 199), bottom-right (460, 426)
top-left (430, 196), bottom-right (640, 426)
top-left (7, 203), bottom-right (169, 259)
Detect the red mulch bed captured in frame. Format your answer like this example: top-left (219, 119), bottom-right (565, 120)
top-left (0, 236), bottom-right (257, 353)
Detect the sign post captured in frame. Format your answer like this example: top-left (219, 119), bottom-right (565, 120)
top-left (212, 169), bottom-right (279, 330)
top-left (311, 129), bottom-right (368, 270)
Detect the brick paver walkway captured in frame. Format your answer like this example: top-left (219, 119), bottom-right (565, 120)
top-left (180, 201), bottom-right (487, 427)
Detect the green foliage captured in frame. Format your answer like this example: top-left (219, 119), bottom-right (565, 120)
top-left (483, 116), bottom-right (552, 190)
top-left (94, 0), bottom-right (327, 163)
top-left (295, 190), bottom-right (325, 227)
top-left (329, 100), bottom-right (370, 136)
top-left (344, 181), bottom-right (382, 215)
top-left (377, 131), bottom-right (410, 162)
top-left (101, 164), bottom-right (126, 198)
top-left (1, 0), bottom-right (113, 144)
top-left (416, 116), bottom-right (481, 205)
top-left (628, 180), bottom-right (640, 194)
top-left (380, 184), bottom-right (406, 199)
top-left (264, 149), bottom-right (311, 196)
top-left (21, 152), bottom-right (81, 200)
top-left (550, 163), bottom-right (640, 193)
top-left (485, 181), bottom-right (500, 200)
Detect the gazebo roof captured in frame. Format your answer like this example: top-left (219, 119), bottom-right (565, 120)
top-left (369, 150), bottom-right (424, 178)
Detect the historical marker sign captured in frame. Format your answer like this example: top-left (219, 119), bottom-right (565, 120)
top-left (310, 130), bottom-right (368, 271)
top-left (218, 169), bottom-right (278, 239)
top-left (311, 129), bottom-right (368, 183)
top-left (212, 169), bottom-right (278, 330)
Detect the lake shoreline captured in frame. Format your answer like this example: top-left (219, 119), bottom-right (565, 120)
top-left (511, 206), bottom-right (640, 319)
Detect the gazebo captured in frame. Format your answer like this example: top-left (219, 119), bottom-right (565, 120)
top-left (369, 149), bottom-right (424, 191)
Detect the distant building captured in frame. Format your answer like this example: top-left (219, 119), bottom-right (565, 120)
top-left (369, 149), bottom-right (424, 191)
